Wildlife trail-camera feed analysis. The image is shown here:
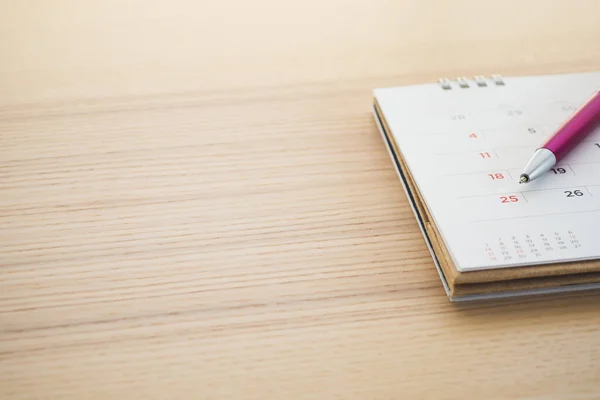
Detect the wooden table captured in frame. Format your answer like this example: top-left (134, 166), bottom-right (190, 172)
top-left (2, 1), bottom-right (600, 398)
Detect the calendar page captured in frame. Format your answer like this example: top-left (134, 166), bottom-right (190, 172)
top-left (374, 71), bottom-right (600, 272)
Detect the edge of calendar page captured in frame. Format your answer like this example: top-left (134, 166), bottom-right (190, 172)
top-left (371, 103), bottom-right (453, 297)
top-left (373, 71), bottom-right (600, 273)
top-left (372, 98), bottom-right (600, 301)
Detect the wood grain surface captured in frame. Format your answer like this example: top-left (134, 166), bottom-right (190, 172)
top-left (2, 1), bottom-right (600, 399)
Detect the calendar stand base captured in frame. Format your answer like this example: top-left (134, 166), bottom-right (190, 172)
top-left (373, 99), bottom-right (600, 301)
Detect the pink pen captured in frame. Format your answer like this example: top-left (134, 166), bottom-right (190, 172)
top-left (520, 90), bottom-right (600, 183)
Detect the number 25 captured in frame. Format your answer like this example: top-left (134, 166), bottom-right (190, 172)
top-left (500, 195), bottom-right (519, 203)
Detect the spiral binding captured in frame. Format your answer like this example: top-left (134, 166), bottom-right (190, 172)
top-left (438, 75), bottom-right (504, 90)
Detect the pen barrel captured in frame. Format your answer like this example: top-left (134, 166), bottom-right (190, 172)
top-left (543, 91), bottom-right (600, 161)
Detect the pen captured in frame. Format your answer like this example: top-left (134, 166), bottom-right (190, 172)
top-left (520, 89), bottom-right (600, 183)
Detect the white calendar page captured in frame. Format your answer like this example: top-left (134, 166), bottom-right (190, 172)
top-left (374, 71), bottom-right (600, 272)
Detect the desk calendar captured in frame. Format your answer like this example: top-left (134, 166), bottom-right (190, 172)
top-left (373, 71), bottom-right (600, 301)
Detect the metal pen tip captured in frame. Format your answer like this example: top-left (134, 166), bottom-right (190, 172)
top-left (519, 174), bottom-right (529, 184)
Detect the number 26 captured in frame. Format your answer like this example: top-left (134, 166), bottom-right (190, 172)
top-left (565, 190), bottom-right (584, 197)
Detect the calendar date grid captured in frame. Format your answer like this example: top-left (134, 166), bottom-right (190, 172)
top-left (484, 230), bottom-right (582, 263)
top-left (432, 141), bottom-right (600, 167)
top-left (455, 184), bottom-right (596, 200)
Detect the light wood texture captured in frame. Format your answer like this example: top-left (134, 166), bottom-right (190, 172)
top-left (2, 1), bottom-right (600, 399)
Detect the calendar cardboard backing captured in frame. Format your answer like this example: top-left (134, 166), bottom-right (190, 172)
top-left (373, 98), bottom-right (600, 299)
